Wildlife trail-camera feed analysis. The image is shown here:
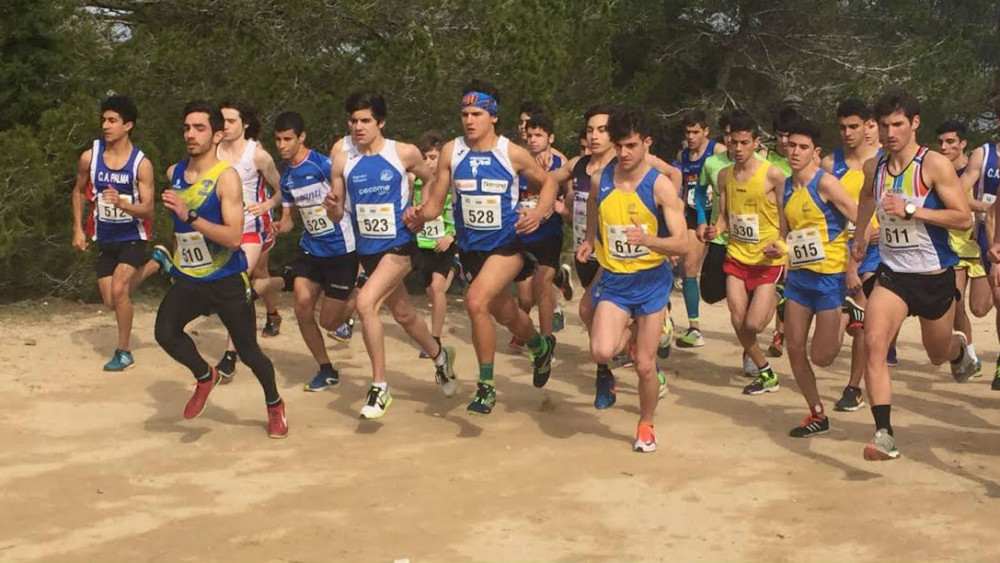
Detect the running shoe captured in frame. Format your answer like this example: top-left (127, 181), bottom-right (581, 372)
top-left (594, 373), bottom-right (616, 409)
top-left (183, 368), bottom-right (220, 420)
top-left (742, 353), bottom-right (759, 378)
top-left (151, 245), bottom-right (174, 276)
top-left (767, 331), bottom-right (784, 358)
top-left (530, 335), bottom-right (556, 388)
top-left (951, 332), bottom-right (978, 383)
top-left (675, 327), bottom-right (705, 348)
top-left (886, 346), bottom-right (898, 367)
top-left (657, 318), bottom-right (673, 359)
top-left (266, 400), bottom-right (288, 439)
top-left (261, 311), bottom-right (282, 338)
top-left (863, 428), bottom-right (900, 461)
top-left (281, 265), bottom-right (295, 292)
top-left (775, 283), bottom-right (787, 321)
top-left (356, 271), bottom-right (369, 289)
top-left (434, 345), bottom-right (458, 397)
top-left (972, 358), bottom-right (983, 379)
top-left (555, 263), bottom-right (574, 301)
top-left (789, 414), bottom-right (829, 438)
top-left (834, 386), bottom-right (865, 412)
top-left (992, 363), bottom-right (1000, 390)
top-left (610, 351), bottom-right (634, 369)
top-left (359, 385), bottom-right (392, 419)
top-left (553, 307), bottom-right (565, 333)
top-left (418, 348), bottom-right (431, 359)
top-left (508, 335), bottom-right (525, 353)
top-left (304, 367), bottom-right (340, 392)
top-left (103, 349), bottom-right (135, 372)
top-left (843, 296), bottom-right (865, 337)
top-left (467, 382), bottom-right (497, 415)
top-left (633, 423), bottom-right (657, 453)
top-left (330, 318), bottom-right (354, 342)
top-left (657, 368), bottom-right (668, 398)
top-left (743, 368), bottom-right (779, 395)
top-left (216, 351), bottom-right (238, 382)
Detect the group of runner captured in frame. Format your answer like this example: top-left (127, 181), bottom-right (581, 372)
top-left (72, 84), bottom-right (1000, 459)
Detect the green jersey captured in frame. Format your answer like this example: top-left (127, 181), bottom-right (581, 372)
top-left (413, 178), bottom-right (455, 249)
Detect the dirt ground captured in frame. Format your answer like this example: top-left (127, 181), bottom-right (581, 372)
top-left (1, 289), bottom-right (998, 563)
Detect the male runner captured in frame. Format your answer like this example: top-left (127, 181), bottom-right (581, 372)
top-left (70, 95), bottom-right (165, 371)
top-left (852, 88), bottom-right (977, 460)
top-left (577, 106), bottom-right (687, 452)
top-left (327, 90), bottom-right (457, 419)
top-left (154, 100), bottom-right (285, 438)
top-left (409, 79), bottom-right (557, 415)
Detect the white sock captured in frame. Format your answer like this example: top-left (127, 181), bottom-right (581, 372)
top-left (434, 344), bottom-right (447, 367)
top-left (968, 343), bottom-right (978, 362)
top-left (373, 381), bottom-right (388, 391)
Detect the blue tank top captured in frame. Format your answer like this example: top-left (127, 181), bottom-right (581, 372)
top-left (280, 150), bottom-right (355, 257)
top-left (450, 135), bottom-right (521, 252)
top-left (169, 160), bottom-right (247, 282)
top-left (89, 139), bottom-right (151, 243)
top-left (977, 142), bottom-right (1000, 199)
top-left (344, 139), bottom-right (412, 255)
top-left (680, 140), bottom-right (717, 208)
top-left (830, 148), bottom-right (850, 179)
top-left (518, 153), bottom-right (563, 243)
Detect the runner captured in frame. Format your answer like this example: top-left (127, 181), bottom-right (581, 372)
top-left (408, 79), bottom-right (557, 415)
top-left (70, 95), bottom-right (165, 371)
top-left (774, 118), bottom-right (858, 437)
top-left (936, 119), bottom-right (989, 378)
top-left (675, 109), bottom-right (726, 348)
top-left (703, 111), bottom-right (787, 395)
top-left (214, 99), bottom-right (284, 382)
top-left (576, 105), bottom-right (687, 452)
top-left (270, 111), bottom-right (358, 392)
top-left (327, 89), bottom-right (458, 419)
top-left (154, 100), bottom-right (285, 438)
top-left (851, 88), bottom-right (977, 460)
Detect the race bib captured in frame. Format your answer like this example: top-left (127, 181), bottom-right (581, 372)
top-left (300, 205), bottom-right (335, 236)
top-left (978, 193), bottom-right (996, 223)
top-left (420, 217), bottom-right (445, 239)
top-left (730, 213), bottom-right (760, 243)
top-left (573, 198), bottom-right (588, 246)
top-left (879, 212), bottom-right (919, 250)
top-left (605, 223), bottom-right (649, 259)
top-left (356, 203), bottom-right (397, 239)
top-left (175, 231), bottom-right (212, 269)
top-left (788, 227), bottom-right (826, 267)
top-left (98, 193), bottom-right (134, 223)
top-left (462, 194), bottom-right (502, 230)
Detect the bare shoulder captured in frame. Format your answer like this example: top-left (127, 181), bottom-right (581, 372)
top-left (766, 163), bottom-right (786, 185)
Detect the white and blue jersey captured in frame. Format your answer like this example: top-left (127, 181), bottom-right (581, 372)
top-left (518, 153), bottom-right (563, 244)
top-left (683, 140), bottom-right (716, 223)
top-left (344, 139), bottom-right (412, 255)
top-left (451, 135), bottom-right (521, 252)
top-left (280, 150), bottom-right (355, 258)
top-left (89, 139), bottom-right (151, 243)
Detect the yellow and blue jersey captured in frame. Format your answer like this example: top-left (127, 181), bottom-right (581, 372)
top-left (782, 169), bottom-right (848, 274)
top-left (594, 162), bottom-right (668, 274)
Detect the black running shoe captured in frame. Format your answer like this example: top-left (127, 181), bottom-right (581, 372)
top-left (216, 351), bottom-right (238, 383)
top-left (834, 385), bottom-right (865, 412)
top-left (789, 414), bottom-right (829, 438)
top-left (531, 335), bottom-right (556, 388)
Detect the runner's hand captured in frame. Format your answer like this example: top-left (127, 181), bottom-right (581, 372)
top-left (575, 239), bottom-right (593, 263)
top-left (762, 241), bottom-right (783, 259)
top-left (882, 193), bottom-right (907, 218)
top-left (535, 150), bottom-right (553, 171)
top-left (846, 266), bottom-right (861, 293)
top-left (321, 190), bottom-right (339, 213)
top-left (515, 207), bottom-right (542, 234)
top-left (851, 237), bottom-right (869, 263)
top-left (625, 218), bottom-right (648, 246)
top-left (72, 228), bottom-right (88, 251)
top-left (247, 200), bottom-right (273, 217)
top-left (434, 234), bottom-right (454, 253)
top-left (403, 205), bottom-right (425, 232)
top-left (702, 224), bottom-right (718, 241)
top-left (161, 189), bottom-right (189, 220)
top-left (101, 188), bottom-right (121, 206)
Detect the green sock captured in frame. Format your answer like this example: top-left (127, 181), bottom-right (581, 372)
top-left (527, 334), bottom-right (545, 354)
top-left (479, 363), bottom-right (494, 385)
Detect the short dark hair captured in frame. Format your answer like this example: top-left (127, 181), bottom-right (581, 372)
top-left (728, 110), bottom-right (759, 138)
top-left (462, 79), bottom-right (501, 104)
top-left (681, 109), bottom-right (709, 129)
top-left (345, 89), bottom-right (387, 123)
top-left (874, 88), bottom-right (920, 121)
top-left (836, 98), bottom-right (873, 121)
top-left (608, 106), bottom-right (651, 142)
top-left (785, 118), bottom-right (822, 147)
top-left (417, 129), bottom-right (446, 154)
top-left (219, 98), bottom-right (261, 140)
top-left (273, 111), bottom-right (305, 136)
top-left (100, 95), bottom-right (138, 128)
top-left (183, 100), bottom-right (223, 133)
top-left (578, 125), bottom-right (587, 140)
top-left (717, 110), bottom-right (733, 131)
top-left (526, 113), bottom-right (555, 136)
top-left (519, 101), bottom-right (543, 116)
top-left (584, 104), bottom-right (614, 122)
top-left (772, 104), bottom-right (803, 133)
top-left (935, 119), bottom-right (967, 140)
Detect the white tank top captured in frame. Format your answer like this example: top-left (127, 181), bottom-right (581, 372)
top-left (219, 140), bottom-right (266, 234)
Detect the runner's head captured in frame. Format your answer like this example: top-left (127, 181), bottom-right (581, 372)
top-left (772, 105), bottom-right (803, 157)
top-left (718, 110), bottom-right (733, 146)
top-left (518, 101), bottom-right (543, 141)
top-left (608, 105), bottom-right (652, 171)
top-left (460, 79), bottom-right (500, 142)
top-left (525, 113), bottom-right (555, 155)
top-left (182, 100), bottom-right (224, 157)
top-left (681, 110), bottom-right (710, 152)
top-left (784, 118), bottom-right (822, 173)
top-left (273, 111), bottom-right (307, 162)
top-left (345, 89), bottom-right (387, 148)
top-left (100, 95), bottom-right (137, 142)
top-left (417, 129), bottom-right (446, 170)
top-left (584, 104), bottom-right (614, 157)
top-left (874, 88), bottom-right (921, 153)
top-left (835, 98), bottom-right (872, 150)
top-left (219, 98), bottom-right (261, 142)
top-left (727, 110), bottom-right (759, 164)
top-left (578, 125), bottom-right (590, 156)
top-left (934, 120), bottom-right (967, 164)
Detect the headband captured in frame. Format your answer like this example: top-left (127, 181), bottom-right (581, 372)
top-left (461, 91), bottom-right (498, 116)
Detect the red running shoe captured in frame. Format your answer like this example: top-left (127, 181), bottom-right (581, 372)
top-left (267, 400), bottom-right (288, 439)
top-left (184, 367), bottom-right (220, 420)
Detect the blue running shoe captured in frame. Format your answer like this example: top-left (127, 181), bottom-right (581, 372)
top-left (594, 373), bottom-right (616, 409)
top-left (151, 245), bottom-right (173, 276)
top-left (553, 307), bottom-right (565, 333)
top-left (886, 346), bottom-right (898, 367)
top-left (331, 318), bottom-right (354, 342)
top-left (103, 349), bottom-right (135, 372)
top-left (304, 367), bottom-right (340, 392)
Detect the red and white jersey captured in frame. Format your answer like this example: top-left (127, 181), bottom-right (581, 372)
top-left (219, 139), bottom-right (271, 236)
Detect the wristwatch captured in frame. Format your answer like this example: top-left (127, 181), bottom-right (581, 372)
top-left (185, 209), bottom-right (199, 224)
top-left (903, 202), bottom-right (917, 220)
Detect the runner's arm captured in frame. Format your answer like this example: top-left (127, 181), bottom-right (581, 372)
top-left (399, 142), bottom-right (434, 187)
top-left (162, 168), bottom-right (243, 249)
top-left (642, 174), bottom-right (688, 256)
top-left (117, 158), bottom-right (155, 220)
top-left (820, 173), bottom-right (858, 225)
top-left (852, 159), bottom-right (877, 255)
top-left (71, 150), bottom-right (91, 249)
top-left (711, 167), bottom-right (730, 237)
top-left (905, 151), bottom-right (971, 230)
top-left (512, 143), bottom-right (557, 218)
top-left (963, 146), bottom-right (988, 213)
top-left (325, 152), bottom-right (348, 224)
top-left (255, 146), bottom-right (284, 213)
top-left (418, 140), bottom-right (453, 221)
